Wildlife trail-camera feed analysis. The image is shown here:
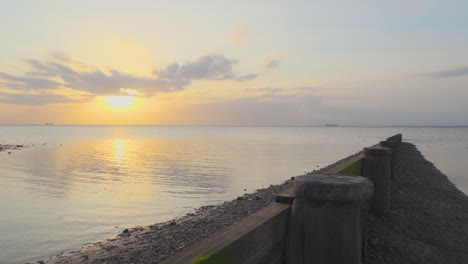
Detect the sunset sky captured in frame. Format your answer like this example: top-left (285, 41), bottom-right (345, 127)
top-left (1, 0), bottom-right (467, 126)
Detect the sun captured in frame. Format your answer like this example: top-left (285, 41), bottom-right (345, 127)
top-left (98, 96), bottom-right (140, 110)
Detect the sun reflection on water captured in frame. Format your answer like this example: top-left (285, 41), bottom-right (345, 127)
top-left (113, 139), bottom-right (125, 161)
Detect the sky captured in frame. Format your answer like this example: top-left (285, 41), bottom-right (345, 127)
top-left (0, 0), bottom-right (468, 126)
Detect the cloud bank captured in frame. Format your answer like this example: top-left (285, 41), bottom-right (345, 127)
top-left (0, 92), bottom-right (88, 105)
top-left (262, 58), bottom-right (281, 70)
top-left (0, 52), bottom-right (258, 105)
top-left (417, 65), bottom-right (468, 79)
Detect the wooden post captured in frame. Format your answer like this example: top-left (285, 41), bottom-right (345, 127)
top-left (380, 141), bottom-right (396, 178)
top-left (286, 174), bottom-right (373, 264)
top-left (363, 147), bottom-right (391, 216)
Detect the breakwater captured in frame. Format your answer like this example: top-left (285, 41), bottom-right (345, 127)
top-left (43, 133), bottom-right (468, 264)
top-left (164, 134), bottom-right (403, 264)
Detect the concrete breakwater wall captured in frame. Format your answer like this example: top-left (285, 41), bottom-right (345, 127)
top-left (164, 134), bottom-right (403, 264)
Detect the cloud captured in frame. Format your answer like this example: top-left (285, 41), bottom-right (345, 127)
top-left (292, 86), bottom-right (320, 92)
top-left (0, 72), bottom-right (61, 90)
top-left (172, 93), bottom-right (324, 126)
top-left (0, 92), bottom-right (90, 105)
top-left (163, 86), bottom-right (327, 125)
top-left (245, 86), bottom-right (318, 95)
top-left (154, 54), bottom-right (257, 82)
top-left (263, 58), bottom-right (281, 70)
top-left (170, 89), bottom-right (468, 126)
top-left (0, 52), bottom-right (258, 105)
top-left (229, 25), bottom-right (250, 46)
top-left (246, 87), bottom-right (284, 93)
top-left (416, 65), bottom-right (468, 79)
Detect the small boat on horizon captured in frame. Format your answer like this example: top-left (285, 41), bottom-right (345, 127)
top-left (326, 124), bottom-right (339, 127)
top-left (43, 122), bottom-right (54, 125)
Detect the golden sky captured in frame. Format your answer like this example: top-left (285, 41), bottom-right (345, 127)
top-left (1, 1), bottom-right (468, 125)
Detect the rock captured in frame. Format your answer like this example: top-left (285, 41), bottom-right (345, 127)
top-left (236, 196), bottom-right (244, 200)
top-left (371, 238), bottom-right (379, 246)
top-left (255, 195), bottom-right (261, 200)
top-left (169, 222), bottom-right (176, 226)
top-left (122, 229), bottom-right (129, 234)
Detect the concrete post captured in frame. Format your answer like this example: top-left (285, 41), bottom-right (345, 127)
top-left (286, 174), bottom-right (373, 264)
top-left (380, 141), bottom-right (396, 178)
top-left (395, 134), bottom-right (403, 155)
top-left (386, 134), bottom-right (402, 156)
top-left (363, 147), bottom-right (391, 216)
top-left (395, 133), bottom-right (402, 144)
top-left (387, 133), bottom-right (402, 144)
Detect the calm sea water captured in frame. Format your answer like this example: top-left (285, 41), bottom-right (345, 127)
top-left (0, 126), bottom-right (467, 263)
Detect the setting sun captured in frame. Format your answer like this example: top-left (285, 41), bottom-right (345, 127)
top-left (99, 96), bottom-right (140, 109)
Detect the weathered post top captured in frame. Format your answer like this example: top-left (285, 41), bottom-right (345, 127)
top-left (363, 146), bottom-right (391, 216)
top-left (380, 140), bottom-right (396, 147)
top-left (288, 174), bottom-right (373, 264)
top-left (386, 133), bottom-right (402, 144)
top-left (293, 174), bottom-right (373, 202)
top-left (364, 146), bottom-right (392, 157)
top-left (380, 141), bottom-right (397, 177)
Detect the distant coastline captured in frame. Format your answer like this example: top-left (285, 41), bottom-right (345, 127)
top-left (0, 144), bottom-right (24, 152)
top-left (0, 124), bottom-right (468, 128)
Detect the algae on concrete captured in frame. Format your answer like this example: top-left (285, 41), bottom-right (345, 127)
top-left (337, 159), bottom-right (361, 176)
top-left (191, 254), bottom-right (228, 264)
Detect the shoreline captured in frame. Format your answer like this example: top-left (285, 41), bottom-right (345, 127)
top-left (39, 142), bottom-right (468, 263)
top-left (41, 179), bottom-right (294, 263)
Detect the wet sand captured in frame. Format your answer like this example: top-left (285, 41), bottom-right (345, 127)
top-left (40, 142), bottom-right (468, 264)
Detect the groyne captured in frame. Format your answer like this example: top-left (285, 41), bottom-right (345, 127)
top-left (164, 134), bottom-right (402, 264)
top-left (42, 134), bottom-right (468, 264)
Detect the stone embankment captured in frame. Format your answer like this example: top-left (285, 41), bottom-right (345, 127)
top-left (366, 142), bottom-right (468, 264)
top-left (41, 142), bottom-right (468, 264)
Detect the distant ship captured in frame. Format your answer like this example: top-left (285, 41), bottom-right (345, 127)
top-left (325, 124), bottom-right (338, 127)
top-left (43, 122), bottom-right (54, 125)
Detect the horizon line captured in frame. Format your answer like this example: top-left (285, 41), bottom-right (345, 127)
top-left (0, 124), bottom-right (467, 128)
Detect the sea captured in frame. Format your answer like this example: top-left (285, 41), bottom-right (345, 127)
top-left (0, 125), bottom-right (467, 263)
